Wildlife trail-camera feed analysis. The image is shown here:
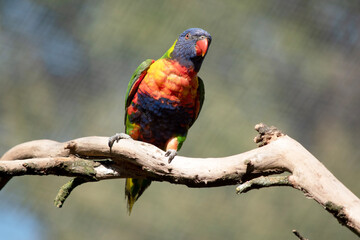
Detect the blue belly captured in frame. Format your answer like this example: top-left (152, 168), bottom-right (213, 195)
top-left (128, 91), bottom-right (194, 150)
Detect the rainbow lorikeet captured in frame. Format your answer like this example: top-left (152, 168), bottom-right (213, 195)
top-left (108, 28), bottom-right (211, 214)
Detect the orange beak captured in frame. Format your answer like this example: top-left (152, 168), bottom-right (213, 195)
top-left (195, 38), bottom-right (209, 57)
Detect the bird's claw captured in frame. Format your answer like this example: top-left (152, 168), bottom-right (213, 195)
top-left (165, 149), bottom-right (177, 163)
top-left (108, 133), bottom-right (132, 152)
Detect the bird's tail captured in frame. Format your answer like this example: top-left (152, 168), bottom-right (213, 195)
top-left (125, 178), bottom-right (152, 215)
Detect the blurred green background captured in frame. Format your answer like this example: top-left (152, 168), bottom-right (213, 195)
top-left (0, 0), bottom-right (359, 239)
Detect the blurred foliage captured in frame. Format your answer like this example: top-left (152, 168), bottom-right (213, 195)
top-left (0, 0), bottom-right (360, 239)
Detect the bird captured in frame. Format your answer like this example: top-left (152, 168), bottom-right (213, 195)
top-left (108, 28), bottom-right (211, 214)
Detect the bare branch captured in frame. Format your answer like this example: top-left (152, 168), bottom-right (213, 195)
top-left (0, 123), bottom-right (359, 237)
top-left (236, 175), bottom-right (292, 194)
top-left (292, 229), bottom-right (309, 240)
top-left (54, 177), bottom-right (95, 208)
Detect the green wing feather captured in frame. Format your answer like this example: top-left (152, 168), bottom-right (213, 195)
top-left (198, 76), bottom-right (205, 117)
top-left (124, 59), bottom-right (154, 124)
top-left (175, 76), bottom-right (205, 151)
top-left (189, 76), bottom-right (205, 127)
top-left (125, 178), bottom-right (152, 214)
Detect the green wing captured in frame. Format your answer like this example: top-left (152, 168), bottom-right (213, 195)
top-left (197, 76), bottom-right (205, 117)
top-left (124, 59), bottom-right (154, 125)
top-left (175, 76), bottom-right (205, 151)
top-left (189, 76), bottom-right (205, 127)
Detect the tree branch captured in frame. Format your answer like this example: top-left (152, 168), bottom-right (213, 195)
top-left (236, 175), bottom-right (292, 194)
top-left (0, 123), bottom-right (359, 237)
top-left (292, 229), bottom-right (309, 240)
top-left (54, 177), bottom-right (95, 208)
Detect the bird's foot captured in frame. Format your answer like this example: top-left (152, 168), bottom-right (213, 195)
top-left (165, 149), bottom-right (177, 163)
top-left (108, 133), bottom-right (132, 152)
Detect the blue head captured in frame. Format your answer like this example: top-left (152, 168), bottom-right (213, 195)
top-left (167, 28), bottom-right (212, 72)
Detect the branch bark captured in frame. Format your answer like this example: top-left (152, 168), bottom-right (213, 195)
top-left (0, 123), bottom-right (359, 237)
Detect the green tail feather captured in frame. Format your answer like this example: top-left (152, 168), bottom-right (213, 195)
top-left (125, 178), bottom-right (152, 215)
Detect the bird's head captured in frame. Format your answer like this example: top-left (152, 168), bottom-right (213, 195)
top-left (163, 28), bottom-right (212, 72)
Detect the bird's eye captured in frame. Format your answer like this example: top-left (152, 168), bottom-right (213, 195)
top-left (185, 33), bottom-right (190, 40)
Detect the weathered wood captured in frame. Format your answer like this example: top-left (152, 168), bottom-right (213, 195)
top-left (0, 124), bottom-right (359, 236)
